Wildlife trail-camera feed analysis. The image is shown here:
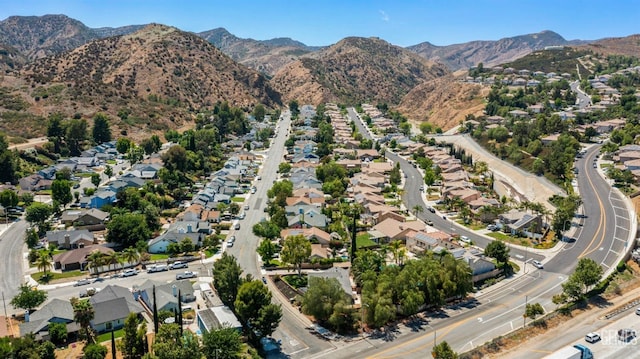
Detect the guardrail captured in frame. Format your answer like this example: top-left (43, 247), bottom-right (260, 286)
top-left (604, 298), bottom-right (640, 320)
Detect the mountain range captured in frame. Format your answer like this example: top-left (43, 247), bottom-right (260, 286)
top-left (0, 14), bottom-right (637, 140)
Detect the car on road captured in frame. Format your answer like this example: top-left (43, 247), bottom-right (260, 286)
top-left (79, 287), bottom-right (100, 298)
top-left (251, 187), bottom-right (257, 194)
top-left (244, 204), bottom-right (250, 210)
top-left (460, 236), bottom-right (471, 244)
top-left (227, 235), bottom-right (236, 247)
top-left (585, 332), bottom-right (601, 343)
top-left (532, 260), bottom-right (544, 269)
top-left (426, 206), bottom-right (436, 213)
top-left (147, 264), bottom-right (168, 273)
top-left (257, 176), bottom-right (261, 180)
top-left (426, 220), bottom-right (434, 226)
top-left (122, 269), bottom-right (138, 277)
top-left (262, 276), bottom-right (267, 284)
top-left (169, 261), bottom-right (188, 270)
top-left (636, 307), bottom-right (640, 316)
top-left (176, 271), bottom-right (197, 280)
top-left (74, 279), bottom-right (91, 287)
top-left (593, 163), bottom-right (597, 168)
top-left (419, 186), bottom-right (424, 191)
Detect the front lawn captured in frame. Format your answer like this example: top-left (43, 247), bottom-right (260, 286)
top-left (32, 270), bottom-right (84, 283)
top-left (96, 328), bottom-right (124, 343)
top-left (150, 253), bottom-right (169, 261)
top-left (231, 197), bottom-right (245, 203)
top-left (356, 233), bottom-right (377, 248)
top-left (283, 274), bottom-right (307, 289)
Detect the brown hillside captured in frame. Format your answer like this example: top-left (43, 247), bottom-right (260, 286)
top-left (6, 24), bottom-right (280, 139)
top-left (397, 75), bottom-right (488, 131)
top-left (271, 36), bottom-right (449, 105)
top-left (578, 34), bottom-right (640, 57)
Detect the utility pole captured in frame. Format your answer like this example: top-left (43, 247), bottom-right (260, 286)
top-left (350, 208), bottom-right (358, 260)
top-left (523, 295), bottom-right (528, 328)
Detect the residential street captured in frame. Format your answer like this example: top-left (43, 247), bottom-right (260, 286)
top-left (0, 219), bottom-right (29, 312)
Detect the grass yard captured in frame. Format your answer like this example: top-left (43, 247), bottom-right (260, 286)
top-left (96, 328), bottom-right (124, 343)
top-left (356, 233), bottom-right (378, 248)
top-left (32, 270), bottom-right (84, 283)
top-left (231, 196), bottom-right (245, 203)
top-left (150, 253), bottom-right (169, 261)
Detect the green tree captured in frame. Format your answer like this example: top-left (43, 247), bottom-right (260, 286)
top-left (256, 239), bottom-right (277, 264)
top-left (525, 302), bottom-right (545, 322)
top-left (432, 341), bottom-right (458, 359)
top-left (39, 340), bottom-right (56, 359)
top-left (202, 326), bottom-right (243, 359)
top-left (51, 179), bottom-right (72, 208)
top-left (91, 173), bottom-right (101, 187)
top-left (92, 113), bottom-right (112, 144)
top-left (49, 322), bottom-right (68, 344)
top-left (281, 234), bottom-right (311, 277)
top-left (25, 202), bottom-right (53, 225)
top-left (83, 343), bottom-right (107, 359)
top-left (234, 280), bottom-right (282, 341)
top-left (66, 118), bottom-right (88, 156)
top-left (72, 298), bottom-right (95, 342)
top-left (35, 251), bottom-right (52, 278)
top-left (0, 189), bottom-right (18, 208)
top-left (180, 237), bottom-right (195, 253)
top-left (213, 253), bottom-right (243, 307)
top-left (116, 138), bottom-right (132, 154)
top-left (420, 122), bottom-right (433, 135)
top-left (252, 221), bottom-right (280, 240)
top-left (278, 162), bottom-right (292, 174)
top-left (25, 228), bottom-right (40, 249)
top-left (153, 323), bottom-right (201, 359)
top-left (47, 113), bottom-right (65, 153)
top-left (104, 165), bottom-right (113, 178)
top-left (289, 100), bottom-right (300, 117)
top-left (572, 257), bottom-right (603, 295)
top-left (252, 104), bottom-right (266, 122)
top-left (106, 213), bottom-right (151, 248)
top-left (161, 145), bottom-right (187, 172)
top-left (484, 240), bottom-right (510, 271)
top-left (267, 180), bottom-right (293, 207)
top-left (301, 277), bottom-right (351, 325)
top-left (10, 283), bottom-right (47, 311)
top-left (120, 313), bottom-right (146, 359)
top-left (86, 250), bottom-right (107, 276)
top-left (122, 247), bottom-right (140, 266)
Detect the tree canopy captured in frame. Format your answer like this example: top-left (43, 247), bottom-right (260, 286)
top-left (10, 283), bottom-right (47, 311)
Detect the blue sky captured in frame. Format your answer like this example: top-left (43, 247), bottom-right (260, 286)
top-left (1, 0), bottom-right (638, 47)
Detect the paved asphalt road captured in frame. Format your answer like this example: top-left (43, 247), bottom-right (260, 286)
top-left (0, 219), bottom-right (29, 310)
top-left (571, 80), bottom-right (592, 109)
top-left (226, 113), bottom-right (333, 359)
top-left (323, 108), bottom-right (634, 359)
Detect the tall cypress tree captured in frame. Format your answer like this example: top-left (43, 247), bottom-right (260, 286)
top-left (111, 329), bottom-right (117, 359)
top-left (153, 285), bottom-right (159, 333)
top-left (178, 290), bottom-right (183, 337)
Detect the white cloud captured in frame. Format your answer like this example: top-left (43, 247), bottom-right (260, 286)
top-left (379, 10), bottom-right (389, 22)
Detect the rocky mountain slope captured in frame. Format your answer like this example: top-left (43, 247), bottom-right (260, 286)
top-left (3, 24), bottom-right (279, 138)
top-left (271, 36), bottom-right (449, 105)
top-left (397, 75), bottom-right (488, 131)
top-left (198, 28), bottom-right (318, 76)
top-left (408, 30), bottom-right (578, 71)
top-left (578, 34), bottom-right (640, 57)
top-left (0, 44), bottom-right (26, 72)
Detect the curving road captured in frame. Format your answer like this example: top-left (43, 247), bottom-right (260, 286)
top-left (0, 219), bottom-right (29, 313)
top-left (322, 108), bottom-right (634, 359)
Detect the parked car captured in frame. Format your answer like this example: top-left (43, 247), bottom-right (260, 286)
top-left (426, 220), bottom-right (434, 226)
top-left (585, 332), bottom-right (601, 343)
top-left (532, 260), bottom-right (544, 269)
top-left (251, 187), bottom-right (257, 194)
top-left (176, 271), bottom-right (197, 280)
top-left (169, 261), bottom-right (188, 270)
top-left (121, 269), bottom-right (138, 277)
top-left (148, 264), bottom-right (168, 273)
top-left (256, 176), bottom-right (261, 180)
top-left (244, 204), bottom-right (250, 210)
top-left (79, 287), bottom-right (100, 298)
top-left (74, 279), bottom-right (91, 287)
top-left (460, 236), bottom-right (471, 244)
top-left (636, 307), bottom-right (640, 316)
top-left (426, 206), bottom-right (436, 213)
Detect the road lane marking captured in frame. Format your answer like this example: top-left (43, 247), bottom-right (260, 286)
top-left (579, 150), bottom-right (607, 259)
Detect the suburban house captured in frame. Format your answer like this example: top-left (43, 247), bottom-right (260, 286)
top-left (372, 218), bottom-right (426, 242)
top-left (20, 299), bottom-right (79, 340)
top-left (53, 245), bottom-right (114, 271)
top-left (82, 189), bottom-right (117, 209)
top-left (60, 208), bottom-right (110, 228)
top-left (90, 285), bottom-right (144, 333)
top-left (19, 174), bottom-right (52, 192)
top-left (280, 227), bottom-right (333, 246)
top-left (307, 267), bottom-right (354, 300)
top-left (148, 221), bottom-right (211, 254)
top-left (196, 306), bottom-right (242, 334)
top-left (46, 229), bottom-right (95, 249)
top-left (287, 208), bottom-right (328, 229)
top-left (135, 279), bottom-right (196, 314)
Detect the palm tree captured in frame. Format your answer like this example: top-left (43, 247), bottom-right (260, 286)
top-left (413, 205), bottom-right (423, 217)
top-left (72, 299), bottom-right (95, 343)
top-left (35, 251), bottom-right (52, 278)
top-left (122, 247), bottom-right (140, 268)
top-left (85, 250), bottom-right (106, 277)
top-left (389, 240), bottom-right (404, 265)
top-left (104, 252), bottom-right (121, 274)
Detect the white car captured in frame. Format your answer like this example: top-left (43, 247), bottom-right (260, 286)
top-left (176, 271), bottom-right (197, 280)
top-left (585, 332), bottom-right (601, 343)
top-left (460, 236), bottom-right (470, 243)
top-left (532, 260), bottom-right (544, 269)
top-left (169, 261), bottom-right (188, 270)
top-left (121, 269), bottom-right (138, 277)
